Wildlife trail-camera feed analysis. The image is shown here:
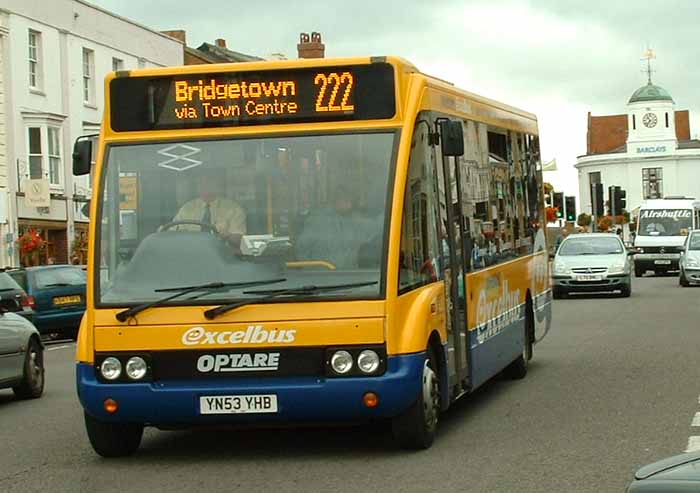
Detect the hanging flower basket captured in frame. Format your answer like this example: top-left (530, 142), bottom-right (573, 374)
top-left (17, 229), bottom-right (45, 266)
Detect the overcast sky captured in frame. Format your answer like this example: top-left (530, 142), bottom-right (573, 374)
top-left (90, 0), bottom-right (700, 196)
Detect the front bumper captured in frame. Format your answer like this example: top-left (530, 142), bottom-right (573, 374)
top-left (635, 253), bottom-right (680, 271)
top-left (552, 274), bottom-right (630, 293)
top-left (77, 353), bottom-right (424, 425)
top-left (684, 268), bottom-right (700, 284)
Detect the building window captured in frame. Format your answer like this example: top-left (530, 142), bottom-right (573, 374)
top-left (665, 112), bottom-right (669, 128)
top-left (632, 114), bottom-right (636, 130)
top-left (642, 167), bottom-right (663, 199)
top-left (82, 48), bottom-right (94, 104)
top-left (48, 127), bottom-right (62, 185)
top-left (112, 57), bottom-right (123, 72)
top-left (28, 127), bottom-right (43, 179)
top-left (28, 30), bottom-right (42, 89)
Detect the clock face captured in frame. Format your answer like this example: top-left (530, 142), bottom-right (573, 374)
top-left (643, 112), bottom-right (658, 128)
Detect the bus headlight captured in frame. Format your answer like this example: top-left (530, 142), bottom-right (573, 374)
top-left (330, 350), bottom-right (353, 374)
top-left (125, 357), bottom-right (148, 380)
top-left (100, 357), bottom-right (122, 380)
top-left (357, 350), bottom-right (380, 374)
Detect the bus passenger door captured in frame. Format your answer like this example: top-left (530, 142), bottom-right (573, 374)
top-left (436, 119), bottom-right (471, 392)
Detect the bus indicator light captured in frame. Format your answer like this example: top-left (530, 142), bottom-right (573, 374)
top-left (363, 392), bottom-right (379, 408)
top-left (104, 398), bottom-right (119, 414)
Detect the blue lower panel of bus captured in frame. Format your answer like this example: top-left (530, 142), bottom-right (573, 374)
top-left (468, 310), bottom-right (526, 390)
top-left (77, 353), bottom-right (424, 425)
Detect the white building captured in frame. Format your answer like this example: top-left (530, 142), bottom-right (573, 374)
top-left (575, 79), bottom-right (700, 218)
top-left (0, 0), bottom-right (182, 267)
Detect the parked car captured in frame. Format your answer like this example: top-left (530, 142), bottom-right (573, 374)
top-left (628, 451), bottom-right (700, 491)
top-left (0, 310), bottom-right (44, 399)
top-left (551, 233), bottom-right (634, 298)
top-left (0, 270), bottom-right (34, 319)
top-left (679, 229), bottom-right (700, 287)
top-left (7, 265), bottom-right (86, 340)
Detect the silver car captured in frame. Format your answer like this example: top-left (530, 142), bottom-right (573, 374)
top-left (552, 233), bottom-right (633, 298)
top-left (679, 229), bottom-right (700, 286)
top-left (0, 311), bottom-right (44, 399)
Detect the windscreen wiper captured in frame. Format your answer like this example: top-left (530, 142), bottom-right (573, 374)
top-left (204, 281), bottom-right (378, 320)
top-left (115, 278), bottom-right (286, 322)
top-left (44, 282), bottom-right (71, 287)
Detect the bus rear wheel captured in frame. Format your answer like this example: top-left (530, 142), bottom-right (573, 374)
top-left (84, 412), bottom-right (144, 457)
top-left (392, 348), bottom-right (440, 450)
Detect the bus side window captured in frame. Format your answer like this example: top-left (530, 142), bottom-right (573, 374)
top-left (398, 117), bottom-right (441, 292)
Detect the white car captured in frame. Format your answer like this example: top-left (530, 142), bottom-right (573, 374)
top-left (679, 229), bottom-right (700, 287)
top-left (0, 311), bottom-right (44, 399)
top-left (552, 233), bottom-right (633, 298)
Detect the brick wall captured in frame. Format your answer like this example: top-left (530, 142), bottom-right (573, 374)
top-left (587, 110), bottom-right (691, 155)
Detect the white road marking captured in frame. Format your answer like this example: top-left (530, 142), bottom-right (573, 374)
top-left (692, 412), bottom-right (700, 427)
top-left (46, 344), bottom-right (73, 351)
top-left (686, 436), bottom-right (700, 453)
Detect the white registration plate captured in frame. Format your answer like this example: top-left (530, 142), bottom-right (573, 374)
top-left (577, 275), bottom-right (603, 281)
top-left (654, 260), bottom-right (672, 265)
top-left (199, 394), bottom-right (278, 415)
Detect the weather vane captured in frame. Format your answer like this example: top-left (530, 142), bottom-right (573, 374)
top-left (641, 47), bottom-right (656, 84)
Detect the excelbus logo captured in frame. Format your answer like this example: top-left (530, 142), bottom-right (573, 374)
top-left (181, 326), bottom-right (296, 346)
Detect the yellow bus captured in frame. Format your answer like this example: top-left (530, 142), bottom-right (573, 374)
top-left (73, 56), bottom-right (552, 456)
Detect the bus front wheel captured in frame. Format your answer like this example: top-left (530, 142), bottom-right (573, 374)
top-left (391, 348), bottom-right (440, 450)
top-left (84, 412), bottom-right (144, 457)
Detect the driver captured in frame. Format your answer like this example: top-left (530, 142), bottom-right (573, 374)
top-left (171, 171), bottom-right (246, 245)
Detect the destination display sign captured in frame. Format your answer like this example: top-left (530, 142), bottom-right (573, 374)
top-left (109, 63), bottom-right (396, 131)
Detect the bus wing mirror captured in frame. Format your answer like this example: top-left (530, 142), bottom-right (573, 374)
top-left (73, 137), bottom-right (93, 176)
top-left (439, 120), bottom-right (464, 157)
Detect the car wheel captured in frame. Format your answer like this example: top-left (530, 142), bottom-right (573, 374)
top-left (620, 284), bottom-right (631, 297)
top-left (392, 348), bottom-right (440, 450)
top-left (84, 412), bottom-right (144, 457)
top-left (12, 337), bottom-right (44, 399)
top-left (680, 270), bottom-right (690, 287)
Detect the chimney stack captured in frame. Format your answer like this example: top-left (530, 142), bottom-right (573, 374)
top-left (161, 29), bottom-right (187, 45)
top-left (215, 38), bottom-right (227, 48)
top-left (297, 32), bottom-right (325, 59)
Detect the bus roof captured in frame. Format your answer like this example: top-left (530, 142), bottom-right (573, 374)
top-left (103, 56), bottom-right (538, 137)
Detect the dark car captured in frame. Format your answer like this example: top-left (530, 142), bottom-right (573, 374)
top-left (0, 271), bottom-right (34, 319)
top-left (7, 265), bottom-right (86, 340)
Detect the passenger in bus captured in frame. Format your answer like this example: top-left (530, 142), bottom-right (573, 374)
top-left (171, 172), bottom-right (247, 247)
top-left (296, 185), bottom-right (374, 269)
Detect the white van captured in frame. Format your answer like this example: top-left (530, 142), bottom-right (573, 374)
top-left (634, 198), bottom-right (700, 276)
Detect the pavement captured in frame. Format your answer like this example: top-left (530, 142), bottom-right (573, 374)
top-left (1, 275), bottom-right (699, 492)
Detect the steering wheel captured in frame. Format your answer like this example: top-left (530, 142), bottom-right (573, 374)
top-left (159, 220), bottom-right (218, 234)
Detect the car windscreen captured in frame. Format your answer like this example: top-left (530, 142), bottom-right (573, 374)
top-left (638, 209), bottom-right (693, 236)
top-left (33, 267), bottom-right (87, 289)
top-left (689, 233), bottom-right (700, 251)
top-left (0, 272), bottom-right (23, 291)
top-left (558, 236), bottom-right (624, 256)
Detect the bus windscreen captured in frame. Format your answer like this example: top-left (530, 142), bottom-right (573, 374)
top-left (109, 63), bottom-right (396, 131)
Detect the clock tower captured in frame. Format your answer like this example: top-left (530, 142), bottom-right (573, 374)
top-left (626, 52), bottom-right (677, 156)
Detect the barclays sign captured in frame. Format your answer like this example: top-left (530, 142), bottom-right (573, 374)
top-left (636, 145), bottom-right (667, 154)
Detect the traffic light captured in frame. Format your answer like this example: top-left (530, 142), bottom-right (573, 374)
top-left (616, 188), bottom-right (627, 213)
top-left (553, 192), bottom-right (564, 218)
top-left (565, 196), bottom-right (576, 221)
top-left (608, 186), bottom-right (617, 216)
top-left (592, 183), bottom-right (604, 217)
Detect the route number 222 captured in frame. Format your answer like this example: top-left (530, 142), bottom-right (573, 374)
top-left (314, 72), bottom-right (355, 113)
